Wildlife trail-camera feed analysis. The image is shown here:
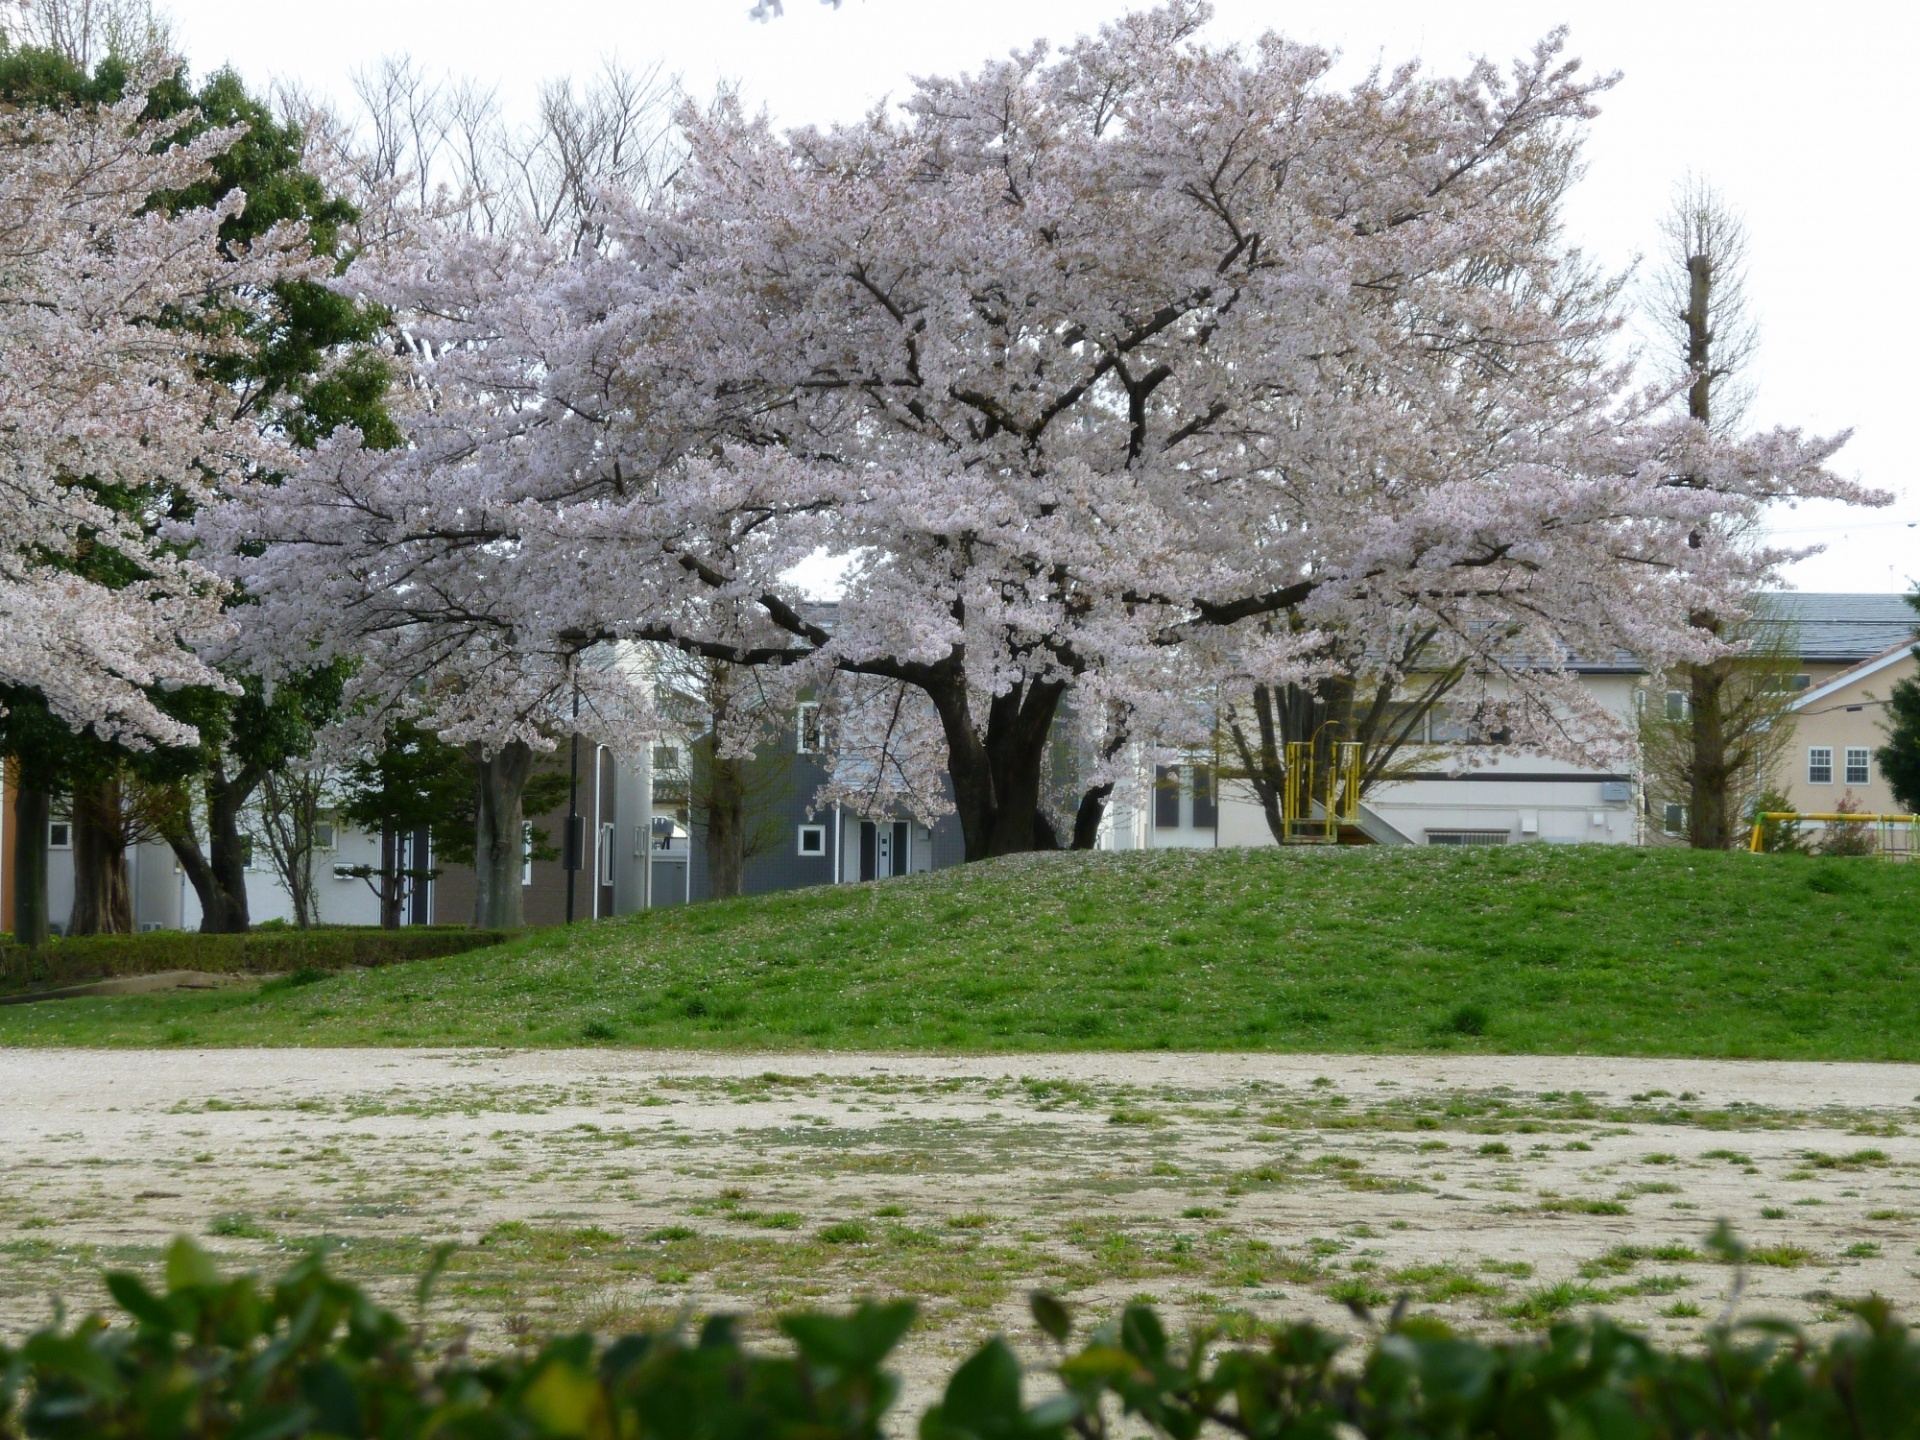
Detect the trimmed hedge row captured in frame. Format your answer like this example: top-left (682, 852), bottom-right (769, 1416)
top-left (0, 928), bottom-right (512, 990)
top-left (2, 1239), bottom-right (1918, 1438)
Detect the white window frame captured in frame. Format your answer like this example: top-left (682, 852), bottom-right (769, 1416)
top-left (797, 823), bottom-right (827, 857)
top-left (1664, 690), bottom-right (1689, 722)
top-left (652, 743), bottom-right (679, 772)
top-left (47, 818), bottom-right (72, 850)
top-left (796, 702), bottom-right (822, 754)
top-left (1845, 747), bottom-right (1871, 787)
top-left (522, 821), bottom-right (534, 885)
top-left (1662, 802), bottom-right (1687, 836)
top-left (312, 820), bottom-right (336, 851)
top-left (598, 822), bottom-right (615, 886)
top-left (1808, 747), bottom-right (1834, 785)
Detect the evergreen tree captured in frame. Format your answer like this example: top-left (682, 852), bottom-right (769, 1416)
top-left (1877, 592), bottom-right (1920, 815)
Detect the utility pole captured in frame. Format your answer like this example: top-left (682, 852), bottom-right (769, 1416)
top-left (564, 676), bottom-right (582, 923)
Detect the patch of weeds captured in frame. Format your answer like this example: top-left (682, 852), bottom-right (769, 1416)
top-left (1538, 1197), bottom-right (1630, 1216)
top-left (1501, 1281), bottom-right (1608, 1326)
top-left (1803, 1149), bottom-right (1890, 1170)
top-left (580, 1021), bottom-right (619, 1042)
top-left (1563, 1141), bottom-right (1593, 1152)
top-left (819, 1221), bottom-right (871, 1245)
top-left (1868, 1209), bottom-right (1913, 1222)
top-left (644, 1226), bottom-right (697, 1242)
top-left (1625, 1182), bottom-right (1683, 1196)
top-left (1386, 1263), bottom-right (1502, 1303)
top-left (1760, 1206), bottom-right (1787, 1219)
top-left (1442, 1005), bottom-right (1489, 1038)
top-left (1482, 1259), bottom-right (1534, 1279)
top-left (1326, 1276), bottom-right (1388, 1309)
top-left (1181, 1207), bottom-right (1222, 1220)
top-left (1109, 1109), bottom-right (1161, 1126)
top-left (1746, 1244), bottom-right (1816, 1268)
top-left (1662, 1300), bottom-right (1706, 1319)
top-left (872, 1205), bottom-right (907, 1219)
top-left (208, 1213), bottom-right (273, 1240)
top-left (1702, 1149), bottom-right (1753, 1165)
top-left (946, 1212), bottom-right (993, 1231)
top-left (751, 1212), bottom-right (805, 1231)
top-left (1477, 1142), bottom-right (1511, 1157)
top-left (1845, 1242), bottom-right (1882, 1259)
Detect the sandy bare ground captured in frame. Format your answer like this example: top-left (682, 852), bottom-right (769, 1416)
top-left (4, 1049), bottom-right (1920, 1406)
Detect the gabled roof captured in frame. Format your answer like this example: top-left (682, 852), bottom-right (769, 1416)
top-left (1788, 640), bottom-right (1917, 712)
top-left (1761, 592), bottom-right (1919, 664)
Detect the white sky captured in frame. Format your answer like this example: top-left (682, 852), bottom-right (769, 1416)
top-left (167, 0), bottom-right (1919, 594)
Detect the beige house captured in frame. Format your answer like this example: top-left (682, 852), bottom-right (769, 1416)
top-left (1780, 640), bottom-right (1918, 819)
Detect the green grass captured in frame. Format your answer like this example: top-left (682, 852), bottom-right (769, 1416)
top-left (1, 845), bottom-right (1916, 1055)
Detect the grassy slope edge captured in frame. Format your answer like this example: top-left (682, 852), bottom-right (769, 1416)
top-left (0, 845), bottom-right (1913, 1057)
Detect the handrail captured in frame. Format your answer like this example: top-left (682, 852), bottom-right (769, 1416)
top-left (1747, 812), bottom-right (1917, 853)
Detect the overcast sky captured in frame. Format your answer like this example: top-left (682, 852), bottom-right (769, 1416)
top-left (165, 0), bottom-right (1918, 594)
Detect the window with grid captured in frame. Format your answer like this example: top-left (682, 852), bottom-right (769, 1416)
top-left (1425, 830), bottom-right (1508, 846)
top-left (1807, 747), bottom-right (1833, 785)
top-left (1845, 748), bottom-right (1871, 786)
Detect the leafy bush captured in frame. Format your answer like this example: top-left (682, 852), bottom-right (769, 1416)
top-left (6, 1241), bottom-right (1920, 1438)
top-left (0, 929), bottom-right (511, 991)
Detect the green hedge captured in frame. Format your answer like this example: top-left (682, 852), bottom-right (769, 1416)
top-left (2, 1239), bottom-right (1918, 1438)
top-left (0, 928), bottom-right (512, 990)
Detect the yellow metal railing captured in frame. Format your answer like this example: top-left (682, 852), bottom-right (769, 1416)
top-left (1280, 737), bottom-right (1362, 843)
top-left (1747, 812), bottom-right (1918, 857)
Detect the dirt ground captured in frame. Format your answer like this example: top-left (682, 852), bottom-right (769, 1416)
top-left (4, 1048), bottom-right (1920, 1409)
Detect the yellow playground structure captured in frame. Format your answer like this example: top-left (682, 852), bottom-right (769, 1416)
top-left (1747, 812), bottom-right (1918, 858)
top-left (1280, 736), bottom-right (1363, 843)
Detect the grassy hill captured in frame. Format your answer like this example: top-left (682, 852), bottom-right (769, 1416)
top-left (2, 844), bottom-right (1917, 1057)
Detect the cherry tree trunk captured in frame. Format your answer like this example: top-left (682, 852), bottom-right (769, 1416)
top-left (471, 741), bottom-right (533, 930)
top-left (11, 784), bottom-right (51, 949)
top-left (67, 774), bottom-right (133, 936)
top-left (930, 674), bottom-right (1067, 861)
top-left (704, 753), bottom-right (748, 900)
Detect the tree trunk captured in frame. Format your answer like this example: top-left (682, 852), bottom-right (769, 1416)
top-left (11, 784), bottom-right (51, 949)
top-left (1070, 782), bottom-right (1114, 850)
top-left (704, 752), bottom-right (748, 900)
top-left (927, 672), bottom-right (1065, 861)
top-left (1686, 653), bottom-right (1735, 849)
top-left (158, 769), bottom-right (252, 934)
top-left (68, 772), bottom-right (133, 936)
top-left (471, 741), bottom-right (533, 929)
top-left (378, 820), bottom-right (402, 930)
top-left (202, 765), bottom-right (254, 933)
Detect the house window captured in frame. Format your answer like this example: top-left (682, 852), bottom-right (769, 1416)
top-left (1808, 747), bottom-right (1834, 785)
top-left (522, 821), bottom-right (534, 885)
top-left (598, 823), bottom-right (616, 886)
top-left (1664, 690), bottom-right (1689, 722)
top-left (313, 820), bottom-right (336, 851)
top-left (796, 702), bottom-right (823, 754)
top-left (652, 744), bottom-right (679, 772)
top-left (1662, 802), bottom-right (1687, 836)
top-left (1154, 765), bottom-right (1181, 828)
top-left (1191, 764), bottom-right (1217, 829)
top-left (1425, 830), bottom-right (1508, 846)
top-left (1845, 748), bottom-right (1871, 786)
top-left (47, 818), bottom-right (72, 850)
top-left (239, 836), bottom-right (257, 869)
top-left (797, 823), bottom-right (827, 857)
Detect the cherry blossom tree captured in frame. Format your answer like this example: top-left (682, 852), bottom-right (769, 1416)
top-left (1, 77), bottom-right (323, 940)
top-left (209, 4), bottom-right (1880, 866)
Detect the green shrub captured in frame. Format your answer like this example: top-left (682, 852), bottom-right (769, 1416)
top-left (0, 928), bottom-right (511, 990)
top-left (7, 1241), bottom-right (1920, 1438)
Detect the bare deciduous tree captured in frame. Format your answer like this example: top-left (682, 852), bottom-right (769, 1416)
top-left (1647, 177), bottom-right (1768, 849)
